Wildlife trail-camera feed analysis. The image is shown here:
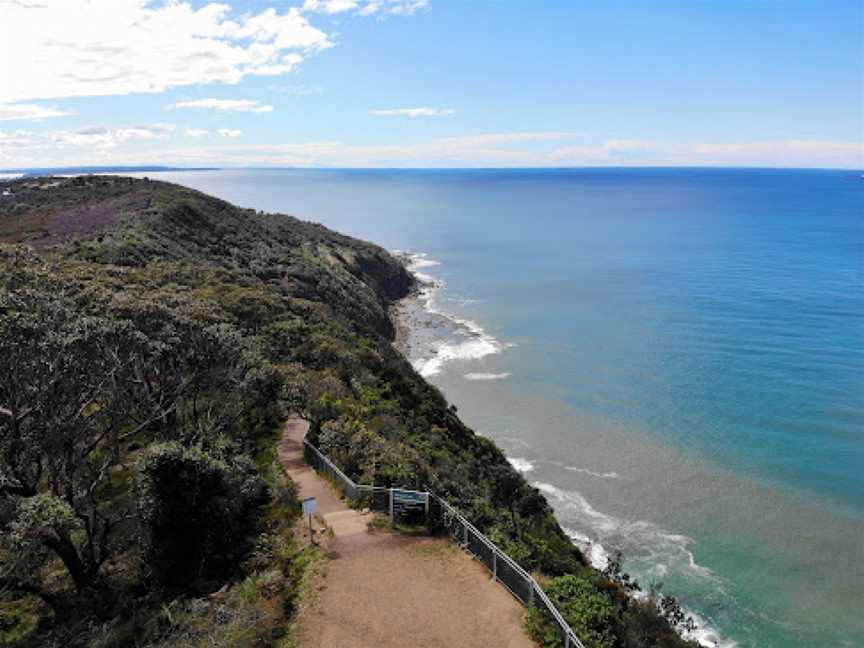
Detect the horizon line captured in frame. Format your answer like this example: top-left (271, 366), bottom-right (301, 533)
top-left (2, 164), bottom-right (862, 174)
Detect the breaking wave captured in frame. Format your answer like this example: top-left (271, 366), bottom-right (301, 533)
top-left (465, 372), bottom-right (512, 380)
top-left (397, 251), bottom-right (513, 378)
top-left (507, 457), bottom-right (535, 473)
top-left (536, 482), bottom-right (735, 647)
top-left (564, 466), bottom-right (622, 479)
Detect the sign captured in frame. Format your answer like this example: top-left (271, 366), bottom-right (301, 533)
top-left (390, 489), bottom-right (428, 523)
top-left (302, 497), bottom-right (318, 545)
top-left (393, 490), bottom-right (426, 507)
top-left (302, 497), bottom-right (317, 516)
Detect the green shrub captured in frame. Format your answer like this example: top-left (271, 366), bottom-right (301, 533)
top-left (526, 574), bottom-right (615, 648)
top-left (136, 443), bottom-right (269, 591)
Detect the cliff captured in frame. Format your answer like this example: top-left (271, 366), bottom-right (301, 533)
top-left (0, 176), bottom-right (696, 648)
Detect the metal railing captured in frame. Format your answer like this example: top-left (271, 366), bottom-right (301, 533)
top-left (303, 439), bottom-right (424, 516)
top-left (302, 437), bottom-right (585, 648)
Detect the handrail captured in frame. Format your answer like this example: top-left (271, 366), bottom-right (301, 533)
top-left (426, 487), bottom-right (585, 648)
top-left (303, 435), bottom-right (585, 648)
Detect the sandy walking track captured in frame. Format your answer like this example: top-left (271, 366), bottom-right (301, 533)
top-left (279, 417), bottom-right (537, 648)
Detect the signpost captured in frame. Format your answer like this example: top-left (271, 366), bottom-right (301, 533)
top-left (302, 497), bottom-right (317, 545)
top-left (389, 488), bottom-right (428, 525)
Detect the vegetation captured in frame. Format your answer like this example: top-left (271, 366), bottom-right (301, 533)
top-left (0, 175), bottom-right (697, 647)
top-left (526, 574), bottom-right (615, 648)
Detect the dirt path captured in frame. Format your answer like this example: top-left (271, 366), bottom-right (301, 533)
top-left (278, 417), bottom-right (537, 648)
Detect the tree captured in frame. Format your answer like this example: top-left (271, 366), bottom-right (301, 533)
top-left (490, 463), bottom-right (525, 538)
top-left (0, 283), bottom-right (148, 596)
top-left (602, 550), bottom-right (641, 595)
top-left (136, 442), bottom-right (268, 590)
top-left (0, 267), bottom-right (268, 603)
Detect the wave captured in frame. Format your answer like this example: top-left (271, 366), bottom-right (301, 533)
top-left (564, 466), bottom-right (622, 479)
top-left (535, 482), bottom-right (716, 580)
top-left (507, 457), bottom-right (535, 473)
top-left (397, 250), bottom-right (441, 270)
top-left (413, 335), bottom-right (507, 377)
top-left (465, 372), bottom-right (512, 380)
top-left (397, 250), bottom-right (513, 377)
top-left (536, 482), bottom-right (733, 647)
top-left (564, 526), bottom-right (612, 570)
top-left (683, 609), bottom-right (740, 648)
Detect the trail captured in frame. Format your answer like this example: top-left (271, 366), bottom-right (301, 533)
top-left (279, 416), bottom-right (537, 648)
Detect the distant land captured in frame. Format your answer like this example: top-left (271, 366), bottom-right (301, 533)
top-left (0, 165), bottom-right (218, 177)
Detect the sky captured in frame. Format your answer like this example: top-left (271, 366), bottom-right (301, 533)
top-left (0, 0), bottom-right (862, 169)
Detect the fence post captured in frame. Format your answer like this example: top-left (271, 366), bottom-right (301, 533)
top-left (463, 521), bottom-right (468, 547)
top-left (492, 549), bottom-right (498, 581)
top-left (389, 488), bottom-right (394, 525)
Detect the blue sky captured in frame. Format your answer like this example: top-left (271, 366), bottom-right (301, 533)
top-left (1, 0), bottom-right (861, 168)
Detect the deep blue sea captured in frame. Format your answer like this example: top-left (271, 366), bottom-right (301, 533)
top-left (133, 168), bottom-right (863, 647)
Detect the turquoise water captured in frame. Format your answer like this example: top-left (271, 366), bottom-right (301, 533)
top-left (136, 168), bottom-right (863, 647)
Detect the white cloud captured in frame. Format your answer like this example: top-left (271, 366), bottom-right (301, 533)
top-left (0, 123), bottom-right (175, 161)
top-left (113, 123), bottom-right (176, 142)
top-left (0, 1), bottom-right (332, 103)
top-left (371, 107), bottom-right (454, 117)
top-left (172, 99), bottom-right (274, 113)
top-left (690, 139), bottom-right (862, 161)
top-left (440, 132), bottom-right (585, 146)
top-left (171, 137), bottom-right (863, 168)
top-left (549, 139), bottom-right (864, 168)
top-left (303, 0), bottom-right (359, 14)
top-left (359, 0), bottom-right (429, 16)
top-left (0, 103), bottom-right (71, 122)
top-left (303, 0), bottom-right (429, 16)
top-left (1, 128), bottom-right (860, 170)
top-left (185, 129), bottom-right (210, 138)
top-left (268, 84), bottom-right (324, 96)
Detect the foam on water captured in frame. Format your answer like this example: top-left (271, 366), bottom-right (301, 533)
top-left (564, 466), bottom-right (622, 479)
top-left (464, 372), bottom-right (512, 380)
top-left (563, 517), bottom-right (734, 648)
top-left (398, 251), bottom-right (514, 378)
top-left (564, 526), bottom-right (612, 570)
top-left (535, 482), bottom-right (734, 646)
top-left (507, 457), bottom-right (534, 473)
top-left (683, 610), bottom-right (740, 648)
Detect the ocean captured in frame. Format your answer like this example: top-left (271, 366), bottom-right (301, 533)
top-left (129, 167), bottom-right (863, 647)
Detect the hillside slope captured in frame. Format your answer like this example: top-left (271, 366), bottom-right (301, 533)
top-left (0, 176), bottom-right (696, 648)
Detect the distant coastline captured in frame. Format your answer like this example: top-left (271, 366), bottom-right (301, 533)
top-left (0, 165), bottom-right (218, 179)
